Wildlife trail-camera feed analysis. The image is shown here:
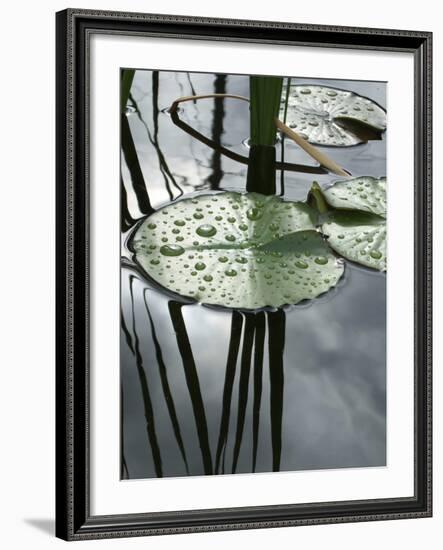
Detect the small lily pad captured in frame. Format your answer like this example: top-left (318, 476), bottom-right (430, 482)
top-left (131, 192), bottom-right (344, 309)
top-left (321, 177), bottom-right (386, 271)
top-left (322, 176), bottom-right (386, 216)
top-left (280, 85), bottom-right (386, 147)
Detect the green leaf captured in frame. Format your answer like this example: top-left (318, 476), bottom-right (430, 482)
top-left (131, 192), bottom-right (344, 309)
top-left (321, 177), bottom-right (386, 271)
top-left (280, 85), bottom-right (386, 146)
top-left (307, 181), bottom-right (329, 214)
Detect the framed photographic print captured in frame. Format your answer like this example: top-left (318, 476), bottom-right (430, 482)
top-left (55, 9), bottom-right (432, 540)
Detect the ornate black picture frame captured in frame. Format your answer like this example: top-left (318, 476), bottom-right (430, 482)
top-left (55, 8), bottom-right (432, 541)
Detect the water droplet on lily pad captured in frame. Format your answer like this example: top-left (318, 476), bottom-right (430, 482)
top-left (370, 250), bottom-right (382, 260)
top-left (160, 244), bottom-right (185, 257)
top-left (247, 207), bottom-right (262, 221)
top-left (236, 256), bottom-right (248, 264)
top-left (196, 224), bottom-right (217, 238)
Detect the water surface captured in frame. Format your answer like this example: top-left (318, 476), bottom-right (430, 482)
top-left (120, 70), bottom-right (386, 479)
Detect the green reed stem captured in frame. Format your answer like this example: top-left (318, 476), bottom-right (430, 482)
top-left (250, 76), bottom-right (283, 146)
top-left (121, 69), bottom-right (135, 113)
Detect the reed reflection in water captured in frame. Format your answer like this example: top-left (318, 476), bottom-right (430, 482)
top-left (122, 269), bottom-right (288, 477)
top-left (120, 69), bottom-right (386, 479)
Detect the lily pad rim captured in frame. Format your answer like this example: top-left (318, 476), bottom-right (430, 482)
top-left (322, 234), bottom-right (387, 274)
top-left (285, 82), bottom-right (387, 113)
top-left (320, 176), bottom-right (387, 272)
top-left (128, 189), bottom-right (317, 227)
top-left (282, 83), bottom-right (387, 148)
top-left (321, 175), bottom-right (387, 218)
top-left (127, 191), bottom-right (345, 311)
top-left (127, 259), bottom-right (346, 313)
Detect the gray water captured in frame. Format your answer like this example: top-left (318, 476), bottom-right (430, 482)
top-left (120, 70), bottom-right (386, 479)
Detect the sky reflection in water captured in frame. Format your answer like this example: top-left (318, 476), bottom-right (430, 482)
top-left (120, 70), bottom-right (386, 479)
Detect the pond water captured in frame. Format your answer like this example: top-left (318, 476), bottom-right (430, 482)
top-left (120, 70), bottom-right (386, 479)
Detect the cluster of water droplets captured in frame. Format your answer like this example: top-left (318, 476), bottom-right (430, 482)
top-left (280, 85), bottom-right (386, 146)
top-left (321, 177), bottom-right (387, 271)
top-left (324, 176), bottom-right (386, 216)
top-left (131, 192), bottom-right (344, 309)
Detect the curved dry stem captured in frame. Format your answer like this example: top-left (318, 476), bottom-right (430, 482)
top-left (169, 109), bottom-right (327, 175)
top-left (274, 118), bottom-right (350, 177)
top-left (168, 92), bottom-right (347, 176)
top-left (169, 93), bottom-right (249, 113)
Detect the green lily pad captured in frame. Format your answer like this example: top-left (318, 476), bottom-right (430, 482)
top-left (322, 176), bottom-right (386, 216)
top-left (321, 177), bottom-right (387, 271)
top-left (131, 192), bottom-right (344, 309)
top-left (280, 85), bottom-right (386, 147)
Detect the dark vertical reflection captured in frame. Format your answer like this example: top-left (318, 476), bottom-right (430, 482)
top-left (252, 312), bottom-right (266, 472)
top-left (151, 71), bottom-right (183, 199)
top-left (121, 113), bottom-right (153, 215)
top-left (268, 310), bottom-right (286, 472)
top-left (231, 314), bottom-right (256, 473)
top-left (206, 74), bottom-right (226, 190)
top-left (143, 292), bottom-right (189, 474)
top-left (121, 383), bottom-right (129, 480)
top-left (121, 307), bottom-right (133, 479)
top-left (121, 308), bottom-right (134, 355)
top-left (121, 176), bottom-right (137, 232)
top-left (168, 302), bottom-right (213, 475)
top-left (128, 91), bottom-right (181, 204)
top-left (186, 72), bottom-right (197, 97)
top-left (279, 137), bottom-right (286, 197)
top-left (215, 311), bottom-right (243, 474)
top-left (129, 276), bottom-right (163, 477)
